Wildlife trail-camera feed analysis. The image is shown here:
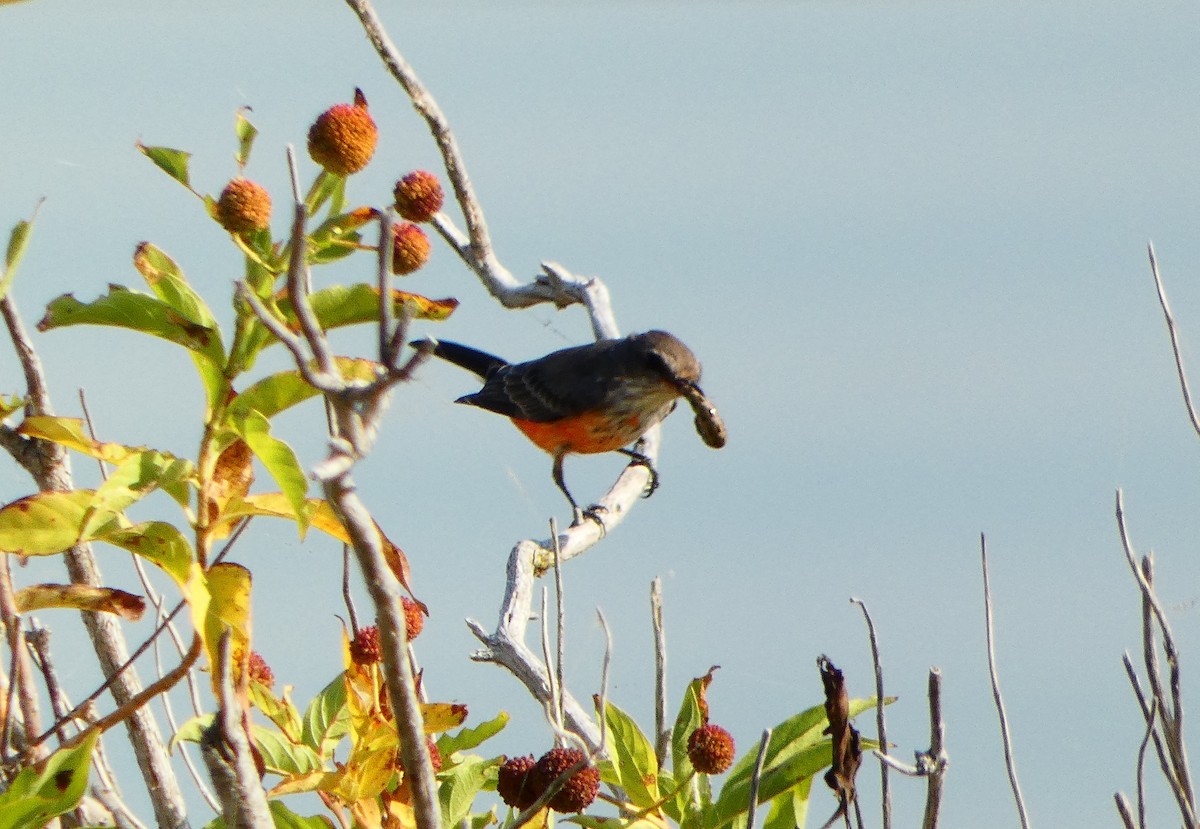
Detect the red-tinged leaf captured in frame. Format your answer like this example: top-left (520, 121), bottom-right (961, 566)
top-left (204, 438), bottom-right (254, 526)
top-left (195, 563), bottom-right (253, 702)
top-left (599, 698), bottom-right (660, 808)
top-left (421, 702), bottom-right (469, 734)
top-left (14, 584), bottom-right (145, 620)
top-left (0, 490), bottom-right (118, 556)
top-left (137, 143), bottom-right (192, 188)
top-left (271, 283), bottom-right (457, 340)
top-left (133, 243), bottom-right (221, 331)
top-left (0, 729), bottom-right (99, 827)
top-left (38, 285), bottom-right (226, 371)
top-left (95, 521), bottom-right (194, 588)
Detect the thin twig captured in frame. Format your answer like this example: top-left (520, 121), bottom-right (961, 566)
top-left (596, 608), bottom-right (613, 756)
top-left (651, 578), bottom-right (669, 770)
top-left (979, 534), bottom-right (1029, 829)
top-left (539, 588), bottom-right (561, 736)
top-left (1116, 490), bottom-right (1196, 822)
top-left (745, 729), bottom-right (771, 829)
top-left (0, 556), bottom-right (44, 760)
top-left (25, 625), bottom-right (66, 743)
top-left (1147, 241), bottom-right (1200, 440)
top-left (850, 597), bottom-right (890, 829)
top-left (1122, 652), bottom-right (1182, 808)
top-left (342, 544), bottom-right (359, 635)
top-left (1136, 698), bottom-right (1158, 829)
top-left (551, 518), bottom-right (566, 733)
top-left (1115, 793), bottom-right (1138, 829)
top-left (921, 668), bottom-right (946, 829)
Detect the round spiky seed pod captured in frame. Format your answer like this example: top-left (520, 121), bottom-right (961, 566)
top-left (497, 755), bottom-right (538, 809)
top-left (307, 88), bottom-right (378, 176)
top-left (393, 170), bottom-right (444, 222)
top-left (401, 596), bottom-right (425, 641)
top-left (215, 178), bottom-right (271, 235)
top-left (247, 651), bottom-right (274, 688)
top-left (349, 625), bottom-right (382, 666)
top-left (687, 724), bottom-right (735, 774)
top-left (391, 222), bottom-right (431, 275)
top-left (530, 748), bottom-right (600, 813)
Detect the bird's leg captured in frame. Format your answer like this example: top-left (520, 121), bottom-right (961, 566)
top-left (617, 447), bottom-right (659, 498)
top-left (553, 453), bottom-right (607, 530)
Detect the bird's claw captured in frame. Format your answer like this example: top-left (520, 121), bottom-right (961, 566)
top-left (625, 454), bottom-right (659, 498)
top-left (573, 504), bottom-right (609, 535)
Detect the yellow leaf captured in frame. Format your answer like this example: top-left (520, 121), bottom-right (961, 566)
top-left (15, 583), bottom-right (145, 620)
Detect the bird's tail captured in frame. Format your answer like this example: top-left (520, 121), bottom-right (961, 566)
top-left (417, 339), bottom-right (508, 380)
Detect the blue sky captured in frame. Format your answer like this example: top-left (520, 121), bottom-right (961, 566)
top-left (6, 1), bottom-right (1200, 826)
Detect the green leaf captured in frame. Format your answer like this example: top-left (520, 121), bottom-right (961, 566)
top-left (138, 143), bottom-right (192, 188)
top-left (301, 674), bottom-right (349, 758)
top-left (94, 522), bottom-right (195, 588)
top-left (234, 110), bottom-right (258, 167)
top-left (304, 170), bottom-right (342, 215)
top-left (603, 700), bottom-right (661, 808)
top-left (133, 243), bottom-right (227, 410)
top-left (439, 755), bottom-right (500, 828)
top-left (265, 800), bottom-right (334, 829)
top-left (437, 711), bottom-right (509, 757)
top-left (254, 726), bottom-right (323, 776)
top-left (0, 204), bottom-right (40, 302)
top-left (0, 394), bottom-right (27, 421)
top-left (272, 284), bottom-right (457, 342)
top-left (703, 698), bottom-right (882, 829)
top-left (228, 358), bottom-right (381, 424)
top-left (760, 776), bottom-right (812, 829)
top-left (250, 681), bottom-right (304, 743)
top-left (671, 679), bottom-right (711, 824)
top-left (0, 730), bottom-right (99, 829)
top-left (233, 410), bottom-right (309, 534)
top-left (0, 490), bottom-right (119, 556)
top-left (38, 285), bottom-right (226, 371)
top-left (171, 714), bottom-right (213, 749)
top-left (82, 451), bottom-right (193, 538)
top-left (705, 741), bottom-right (831, 829)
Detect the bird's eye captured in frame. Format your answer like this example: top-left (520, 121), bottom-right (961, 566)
top-left (645, 351), bottom-right (672, 376)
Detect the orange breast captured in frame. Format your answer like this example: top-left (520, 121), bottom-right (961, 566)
top-left (512, 410), bottom-right (649, 455)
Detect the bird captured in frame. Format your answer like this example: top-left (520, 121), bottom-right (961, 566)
top-left (420, 330), bottom-right (726, 524)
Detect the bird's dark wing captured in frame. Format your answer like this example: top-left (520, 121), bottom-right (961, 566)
top-left (491, 339), bottom-right (628, 422)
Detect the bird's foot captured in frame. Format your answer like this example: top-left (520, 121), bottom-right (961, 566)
top-left (621, 450), bottom-right (659, 498)
top-left (572, 504), bottom-right (609, 535)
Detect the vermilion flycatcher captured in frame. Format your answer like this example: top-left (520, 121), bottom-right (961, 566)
top-left (423, 330), bottom-right (726, 522)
